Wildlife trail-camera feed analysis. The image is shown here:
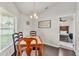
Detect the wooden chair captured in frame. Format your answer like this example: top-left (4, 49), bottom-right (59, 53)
top-left (12, 33), bottom-right (19, 56)
top-left (18, 32), bottom-right (23, 38)
top-left (30, 31), bottom-right (41, 54)
top-left (18, 38), bottom-right (38, 56)
top-left (30, 31), bottom-right (36, 36)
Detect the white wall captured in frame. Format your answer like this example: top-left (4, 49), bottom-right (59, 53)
top-left (75, 3), bottom-right (79, 56)
top-left (58, 48), bottom-right (75, 56)
top-left (17, 14), bottom-right (33, 36)
top-left (34, 2), bottom-right (76, 47)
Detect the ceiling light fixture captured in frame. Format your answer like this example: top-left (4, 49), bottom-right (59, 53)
top-left (30, 13), bottom-right (38, 19)
top-left (34, 13), bottom-right (37, 17)
top-left (30, 16), bottom-right (33, 19)
top-left (30, 3), bottom-right (38, 20)
top-left (35, 16), bottom-right (38, 19)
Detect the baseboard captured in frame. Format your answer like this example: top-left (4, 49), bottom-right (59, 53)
top-left (44, 43), bottom-right (60, 48)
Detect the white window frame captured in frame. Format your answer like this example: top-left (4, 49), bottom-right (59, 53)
top-left (0, 7), bottom-right (17, 53)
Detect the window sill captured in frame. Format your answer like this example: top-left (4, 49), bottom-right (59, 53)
top-left (0, 43), bottom-right (13, 53)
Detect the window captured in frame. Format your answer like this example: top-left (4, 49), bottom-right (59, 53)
top-left (0, 7), bottom-right (15, 52)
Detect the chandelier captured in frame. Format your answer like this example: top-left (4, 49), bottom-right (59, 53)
top-left (30, 3), bottom-right (38, 19)
top-left (30, 13), bottom-right (38, 19)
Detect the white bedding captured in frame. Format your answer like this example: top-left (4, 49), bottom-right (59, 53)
top-left (60, 31), bottom-right (68, 35)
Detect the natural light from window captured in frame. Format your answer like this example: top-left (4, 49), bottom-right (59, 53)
top-left (0, 7), bottom-right (15, 52)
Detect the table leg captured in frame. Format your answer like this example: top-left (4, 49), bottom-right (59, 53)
top-left (38, 48), bottom-right (43, 56)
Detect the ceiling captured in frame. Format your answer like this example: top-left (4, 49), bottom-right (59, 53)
top-left (14, 2), bottom-right (57, 15)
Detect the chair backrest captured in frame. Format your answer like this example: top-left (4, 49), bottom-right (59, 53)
top-left (18, 32), bottom-right (23, 38)
top-left (18, 38), bottom-right (38, 56)
top-left (12, 33), bottom-right (19, 56)
top-left (30, 31), bottom-right (36, 36)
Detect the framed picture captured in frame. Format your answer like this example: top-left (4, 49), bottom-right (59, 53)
top-left (38, 20), bottom-right (51, 28)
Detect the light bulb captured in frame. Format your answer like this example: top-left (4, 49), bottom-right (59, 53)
top-left (30, 15), bottom-right (33, 19)
top-left (34, 13), bottom-right (37, 17)
top-left (35, 16), bottom-right (38, 19)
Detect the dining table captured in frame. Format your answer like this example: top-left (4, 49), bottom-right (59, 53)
top-left (17, 36), bottom-right (43, 56)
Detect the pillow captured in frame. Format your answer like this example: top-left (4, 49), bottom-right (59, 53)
top-left (60, 31), bottom-right (67, 35)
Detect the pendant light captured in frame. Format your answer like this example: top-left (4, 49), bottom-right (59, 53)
top-left (30, 3), bottom-right (38, 19)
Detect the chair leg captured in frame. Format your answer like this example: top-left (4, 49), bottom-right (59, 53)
top-left (26, 48), bottom-right (32, 56)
